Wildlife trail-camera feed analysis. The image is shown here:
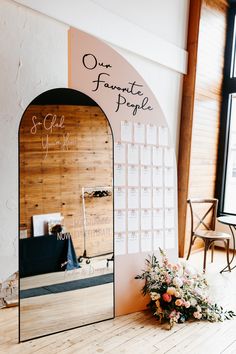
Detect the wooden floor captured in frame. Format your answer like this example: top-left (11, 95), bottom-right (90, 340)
top-left (20, 257), bottom-right (114, 341)
top-left (20, 283), bottom-right (114, 342)
top-left (1, 250), bottom-right (236, 353)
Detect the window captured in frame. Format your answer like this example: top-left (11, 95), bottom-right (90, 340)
top-left (217, 2), bottom-right (236, 215)
top-left (223, 95), bottom-right (236, 213)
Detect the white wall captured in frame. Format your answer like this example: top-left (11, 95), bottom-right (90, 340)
top-left (0, 0), bottom-right (68, 281)
top-left (0, 0), bottom-right (189, 281)
top-left (92, 0), bottom-right (189, 48)
top-left (13, 0), bottom-right (189, 71)
top-left (13, 0), bottom-right (189, 150)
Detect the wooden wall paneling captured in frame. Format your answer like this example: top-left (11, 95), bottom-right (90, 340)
top-left (186, 1), bottom-right (227, 254)
top-left (20, 105), bottom-right (113, 257)
top-left (178, 0), bottom-right (228, 257)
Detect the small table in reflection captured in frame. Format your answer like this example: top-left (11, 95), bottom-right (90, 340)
top-left (218, 216), bottom-right (236, 272)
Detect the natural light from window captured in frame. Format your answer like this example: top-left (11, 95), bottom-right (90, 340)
top-left (224, 95), bottom-right (236, 214)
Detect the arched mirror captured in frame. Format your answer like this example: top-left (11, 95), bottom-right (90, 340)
top-left (19, 88), bottom-right (114, 341)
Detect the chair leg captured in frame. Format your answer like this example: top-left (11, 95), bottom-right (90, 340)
top-left (226, 239), bottom-right (231, 272)
top-left (211, 243), bottom-right (214, 263)
top-left (203, 241), bottom-right (209, 273)
top-left (220, 239), bottom-right (231, 274)
top-left (186, 236), bottom-right (194, 260)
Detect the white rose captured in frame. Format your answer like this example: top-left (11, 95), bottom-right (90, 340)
top-left (173, 277), bottom-right (183, 288)
top-left (190, 298), bottom-right (197, 306)
top-left (184, 264), bottom-right (197, 276)
top-left (150, 292), bottom-right (160, 301)
top-left (196, 305), bottom-right (202, 312)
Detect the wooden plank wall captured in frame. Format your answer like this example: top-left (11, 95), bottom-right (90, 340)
top-left (178, 0), bottom-right (228, 256)
top-left (20, 105), bottom-right (113, 257)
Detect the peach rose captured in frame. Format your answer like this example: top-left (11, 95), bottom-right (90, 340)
top-left (167, 287), bottom-right (176, 296)
top-left (175, 299), bottom-right (183, 306)
top-left (162, 293), bottom-right (172, 302)
top-left (172, 264), bottom-right (179, 271)
top-left (175, 291), bottom-right (181, 298)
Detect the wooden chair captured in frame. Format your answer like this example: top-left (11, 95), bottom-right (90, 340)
top-left (186, 198), bottom-right (231, 273)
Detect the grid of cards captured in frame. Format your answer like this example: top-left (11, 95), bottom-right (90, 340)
top-left (114, 121), bottom-right (176, 255)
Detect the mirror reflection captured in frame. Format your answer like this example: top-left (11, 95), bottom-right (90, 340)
top-left (19, 89), bottom-right (114, 341)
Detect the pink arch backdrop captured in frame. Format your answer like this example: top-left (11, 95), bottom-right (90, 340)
top-left (68, 28), bottom-right (178, 316)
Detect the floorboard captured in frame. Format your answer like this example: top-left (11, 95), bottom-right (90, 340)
top-left (0, 250), bottom-right (236, 354)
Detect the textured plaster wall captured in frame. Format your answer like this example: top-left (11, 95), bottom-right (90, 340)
top-left (0, 0), bottom-right (68, 281)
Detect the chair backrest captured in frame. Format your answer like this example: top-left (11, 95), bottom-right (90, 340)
top-left (187, 198), bottom-right (218, 236)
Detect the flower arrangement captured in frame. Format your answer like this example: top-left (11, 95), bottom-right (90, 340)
top-left (135, 249), bottom-right (235, 329)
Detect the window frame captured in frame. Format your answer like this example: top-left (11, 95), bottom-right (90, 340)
top-left (216, 2), bottom-right (236, 216)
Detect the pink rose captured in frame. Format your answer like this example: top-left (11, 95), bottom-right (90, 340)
top-left (162, 293), bottom-right (172, 302)
top-left (166, 275), bottom-right (171, 284)
top-left (193, 311), bottom-right (202, 319)
top-left (169, 310), bottom-right (180, 321)
top-left (172, 264), bottom-right (179, 271)
top-left (184, 301), bottom-right (191, 308)
top-left (169, 310), bottom-right (177, 318)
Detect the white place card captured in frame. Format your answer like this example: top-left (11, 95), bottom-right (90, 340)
top-left (164, 148), bottom-right (174, 167)
top-left (153, 209), bottom-right (164, 230)
top-left (153, 230), bottom-right (164, 250)
top-left (165, 167), bottom-right (174, 188)
top-left (141, 145), bottom-right (151, 165)
top-left (165, 188), bottom-right (175, 208)
top-left (128, 232), bottom-right (139, 254)
top-left (141, 209), bottom-right (152, 231)
top-left (158, 126), bottom-right (169, 146)
top-left (141, 166), bottom-right (151, 187)
top-left (114, 187), bottom-right (126, 210)
top-left (165, 208), bottom-right (175, 229)
top-left (134, 122), bottom-right (145, 144)
top-left (128, 188), bottom-right (139, 209)
top-left (146, 124), bottom-right (157, 145)
top-left (165, 229), bottom-right (175, 249)
top-left (115, 233), bottom-right (126, 255)
top-left (128, 143), bottom-right (139, 164)
top-left (128, 209), bottom-right (139, 232)
top-left (153, 146), bottom-right (163, 166)
top-left (121, 120), bottom-right (132, 142)
top-left (141, 231), bottom-right (152, 252)
top-left (141, 188), bottom-right (152, 209)
top-left (153, 167), bottom-right (163, 188)
top-left (114, 142), bottom-right (126, 164)
top-left (114, 164), bottom-right (126, 187)
top-left (115, 210), bottom-right (126, 233)
top-left (153, 188), bottom-right (163, 209)
top-left (128, 165), bottom-right (139, 187)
